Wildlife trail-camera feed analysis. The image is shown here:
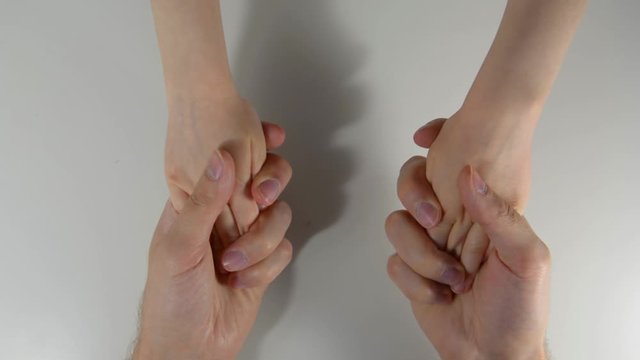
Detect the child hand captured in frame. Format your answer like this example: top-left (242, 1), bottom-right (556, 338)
top-left (165, 94), bottom-right (270, 236)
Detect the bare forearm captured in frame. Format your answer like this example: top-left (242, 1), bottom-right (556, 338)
top-left (150, 0), bottom-right (236, 103)
top-left (461, 0), bottom-right (587, 124)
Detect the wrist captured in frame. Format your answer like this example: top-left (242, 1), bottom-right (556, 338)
top-left (165, 77), bottom-right (239, 110)
top-left (475, 344), bottom-right (547, 360)
top-left (446, 106), bottom-right (537, 157)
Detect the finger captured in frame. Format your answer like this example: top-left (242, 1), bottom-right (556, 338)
top-left (228, 238), bottom-right (293, 289)
top-left (397, 156), bottom-right (451, 248)
top-left (221, 201), bottom-right (292, 272)
top-left (385, 210), bottom-right (466, 291)
top-left (458, 165), bottom-right (550, 278)
top-left (397, 156), bottom-right (442, 230)
top-left (413, 118), bottom-right (446, 148)
top-left (251, 154), bottom-right (293, 208)
top-left (214, 205), bottom-right (240, 249)
top-left (224, 138), bottom-right (262, 235)
top-left (387, 254), bottom-right (453, 304)
top-left (460, 222), bottom-right (490, 275)
top-left (161, 151), bottom-right (235, 268)
top-left (262, 121), bottom-right (286, 150)
top-left (176, 150), bottom-right (236, 240)
top-left (168, 185), bottom-right (189, 213)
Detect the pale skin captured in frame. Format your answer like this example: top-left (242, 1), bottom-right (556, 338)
top-left (133, 126), bottom-right (293, 360)
top-left (388, 162), bottom-right (551, 360)
top-left (151, 0), bottom-right (273, 237)
top-left (139, 0), bottom-right (586, 358)
top-left (411, 0), bottom-right (587, 281)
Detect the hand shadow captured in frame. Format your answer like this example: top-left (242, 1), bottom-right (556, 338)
top-left (232, 0), bottom-right (366, 358)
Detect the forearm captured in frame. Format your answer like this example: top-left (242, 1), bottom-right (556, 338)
top-left (461, 0), bottom-right (587, 127)
top-left (150, 0), bottom-right (236, 105)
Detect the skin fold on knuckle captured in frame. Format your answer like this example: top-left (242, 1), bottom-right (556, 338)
top-left (188, 191), bottom-right (213, 208)
top-left (494, 200), bottom-right (522, 227)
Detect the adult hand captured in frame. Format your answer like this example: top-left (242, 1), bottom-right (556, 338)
top-left (165, 94), bottom-right (270, 235)
top-left (416, 114), bottom-right (533, 275)
top-left (387, 164), bottom-right (550, 360)
top-left (133, 145), bottom-right (293, 360)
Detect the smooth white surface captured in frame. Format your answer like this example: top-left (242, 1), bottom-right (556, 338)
top-left (1, 1), bottom-right (639, 359)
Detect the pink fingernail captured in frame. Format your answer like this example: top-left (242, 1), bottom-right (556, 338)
top-left (442, 267), bottom-right (465, 288)
top-left (258, 179), bottom-right (280, 205)
top-left (206, 151), bottom-right (224, 181)
top-left (470, 168), bottom-right (488, 195)
top-left (222, 250), bottom-right (247, 272)
top-left (416, 202), bottom-right (440, 229)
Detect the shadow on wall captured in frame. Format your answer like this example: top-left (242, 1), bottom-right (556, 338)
top-left (233, 0), bottom-right (366, 358)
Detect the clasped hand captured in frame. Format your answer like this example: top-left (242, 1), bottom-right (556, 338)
top-left (134, 118), bottom-right (551, 360)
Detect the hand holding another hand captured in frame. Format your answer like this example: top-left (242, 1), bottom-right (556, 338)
top-left (409, 113), bottom-right (534, 277)
top-left (133, 127), bottom-right (293, 360)
top-left (165, 94), bottom-right (278, 234)
top-left (387, 160), bottom-right (550, 360)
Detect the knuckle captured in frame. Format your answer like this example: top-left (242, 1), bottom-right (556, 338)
top-left (281, 156), bottom-right (293, 172)
top-left (495, 201), bottom-right (521, 226)
top-left (401, 156), bottom-right (425, 171)
top-left (411, 285), bottom-right (439, 304)
top-left (396, 181), bottom-right (412, 203)
top-left (518, 240), bottom-right (552, 276)
top-left (257, 236), bottom-right (278, 256)
top-left (533, 240), bottom-right (552, 268)
top-left (280, 239), bottom-right (294, 262)
top-left (272, 201), bottom-right (293, 223)
top-left (189, 191), bottom-right (209, 208)
top-left (386, 255), bottom-right (403, 278)
top-left (164, 164), bottom-right (182, 184)
top-left (385, 210), bottom-right (408, 235)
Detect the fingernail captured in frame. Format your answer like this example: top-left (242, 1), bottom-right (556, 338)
top-left (415, 202), bottom-right (440, 228)
top-left (451, 281), bottom-right (466, 294)
top-left (258, 179), bottom-right (280, 205)
top-left (222, 250), bottom-right (247, 272)
top-left (441, 266), bottom-right (465, 288)
top-left (470, 168), bottom-right (488, 195)
top-left (452, 275), bottom-right (474, 294)
top-left (206, 151), bottom-right (224, 181)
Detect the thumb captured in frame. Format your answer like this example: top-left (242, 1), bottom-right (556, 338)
top-left (458, 165), bottom-right (550, 278)
top-left (167, 150), bottom-right (236, 253)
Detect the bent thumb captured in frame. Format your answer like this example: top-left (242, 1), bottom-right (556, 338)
top-left (458, 166), bottom-right (549, 277)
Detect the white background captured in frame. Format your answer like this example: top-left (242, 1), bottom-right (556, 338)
top-left (1, 1), bottom-right (639, 359)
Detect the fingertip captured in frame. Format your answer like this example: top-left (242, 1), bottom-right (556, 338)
top-left (413, 118), bottom-right (446, 148)
top-left (263, 122), bottom-right (286, 150)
